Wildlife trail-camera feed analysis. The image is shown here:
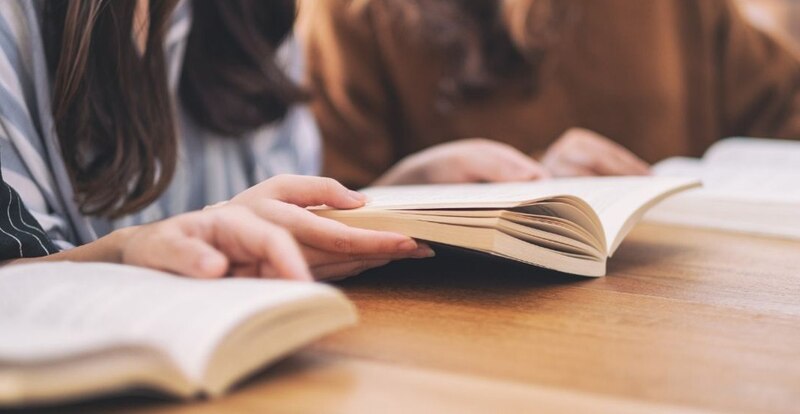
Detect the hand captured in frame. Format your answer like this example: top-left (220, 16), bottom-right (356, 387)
top-left (541, 128), bottom-right (651, 177)
top-left (230, 175), bottom-right (434, 280)
top-left (120, 204), bottom-right (312, 281)
top-left (374, 138), bottom-right (550, 185)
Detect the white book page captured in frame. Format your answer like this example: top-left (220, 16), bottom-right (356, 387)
top-left (0, 262), bottom-right (339, 383)
top-left (654, 138), bottom-right (800, 203)
top-left (0, 321), bottom-right (134, 363)
top-left (360, 182), bottom-right (568, 209)
top-left (651, 157), bottom-right (703, 178)
top-left (360, 177), bottom-right (699, 252)
top-left (704, 137), bottom-right (800, 169)
top-left (537, 177), bottom-right (700, 253)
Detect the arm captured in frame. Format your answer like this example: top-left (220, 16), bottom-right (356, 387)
top-left (7, 175), bottom-right (433, 281)
top-left (4, 204), bottom-right (314, 281)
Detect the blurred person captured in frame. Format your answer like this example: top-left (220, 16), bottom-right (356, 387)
top-left (0, 0), bottom-right (436, 280)
top-left (302, 0), bottom-right (800, 187)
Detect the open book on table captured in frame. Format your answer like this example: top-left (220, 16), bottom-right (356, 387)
top-left (645, 137), bottom-right (800, 240)
top-left (0, 262), bottom-right (356, 407)
top-left (315, 176), bottom-right (699, 277)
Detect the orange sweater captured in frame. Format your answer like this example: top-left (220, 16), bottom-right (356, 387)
top-left (303, 0), bottom-right (800, 187)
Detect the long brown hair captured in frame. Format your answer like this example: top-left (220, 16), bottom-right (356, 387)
top-left (372, 0), bottom-right (571, 101)
top-left (42, 0), bottom-right (304, 218)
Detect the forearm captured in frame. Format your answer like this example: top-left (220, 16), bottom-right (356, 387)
top-left (2, 227), bottom-right (136, 266)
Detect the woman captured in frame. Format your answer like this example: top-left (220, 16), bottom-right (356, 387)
top-left (0, 0), bottom-right (445, 280)
top-left (303, 0), bottom-right (800, 188)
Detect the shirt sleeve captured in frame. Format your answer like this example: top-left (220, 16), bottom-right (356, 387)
top-left (0, 165), bottom-right (58, 260)
top-left (0, 2), bottom-right (78, 249)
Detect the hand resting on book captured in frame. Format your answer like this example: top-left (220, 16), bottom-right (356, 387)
top-left (542, 128), bottom-right (651, 177)
top-left (374, 138), bottom-right (550, 185)
top-left (11, 176), bottom-right (430, 281)
top-left (230, 175), bottom-right (434, 280)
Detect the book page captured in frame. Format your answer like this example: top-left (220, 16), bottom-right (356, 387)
top-left (650, 157), bottom-right (703, 178)
top-left (0, 262), bottom-right (343, 383)
top-left (704, 137), bottom-right (800, 170)
top-left (0, 321), bottom-right (134, 363)
top-left (359, 182), bottom-right (566, 209)
top-left (653, 138), bottom-right (800, 203)
top-left (526, 177), bottom-right (699, 254)
top-left (359, 177), bottom-right (698, 253)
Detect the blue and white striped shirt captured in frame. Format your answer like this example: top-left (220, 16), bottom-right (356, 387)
top-left (0, 0), bottom-right (321, 256)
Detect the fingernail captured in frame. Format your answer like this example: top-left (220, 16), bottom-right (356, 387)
top-left (398, 239), bottom-right (418, 251)
top-left (410, 246), bottom-right (436, 258)
top-left (348, 190), bottom-right (367, 202)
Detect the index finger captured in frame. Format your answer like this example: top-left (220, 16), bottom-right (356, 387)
top-left (254, 175), bottom-right (367, 209)
top-left (252, 199), bottom-right (419, 256)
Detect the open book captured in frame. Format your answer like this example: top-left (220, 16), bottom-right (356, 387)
top-left (645, 137), bottom-right (800, 240)
top-left (316, 177), bottom-right (699, 277)
top-left (0, 262), bottom-right (356, 407)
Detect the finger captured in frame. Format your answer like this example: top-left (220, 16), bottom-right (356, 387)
top-left (546, 153), bottom-right (598, 177)
top-left (578, 135), bottom-right (649, 176)
top-left (607, 146), bottom-right (651, 175)
top-left (312, 259), bottom-right (393, 281)
top-left (557, 164), bottom-right (597, 177)
top-left (468, 143), bottom-right (550, 182)
top-left (251, 200), bottom-right (419, 256)
top-left (127, 229), bottom-right (230, 279)
top-left (302, 244), bottom-right (435, 267)
top-left (257, 175), bottom-right (367, 209)
top-left (586, 149), bottom-right (645, 176)
top-left (208, 207), bottom-right (313, 281)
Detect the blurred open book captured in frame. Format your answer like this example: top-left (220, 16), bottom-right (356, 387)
top-left (316, 177), bottom-right (699, 277)
top-left (646, 137), bottom-right (800, 239)
top-left (0, 263), bottom-right (356, 407)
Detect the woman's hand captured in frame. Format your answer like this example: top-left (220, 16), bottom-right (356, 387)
top-left (230, 175), bottom-right (434, 280)
top-left (541, 128), bottom-right (651, 177)
top-left (11, 203), bottom-right (315, 281)
top-left (120, 204), bottom-right (313, 280)
top-left (374, 138), bottom-right (550, 185)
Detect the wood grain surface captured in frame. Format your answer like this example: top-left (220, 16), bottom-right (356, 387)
top-left (15, 223), bottom-right (800, 414)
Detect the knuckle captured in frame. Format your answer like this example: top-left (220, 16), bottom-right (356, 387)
top-left (320, 177), bottom-right (342, 194)
top-left (271, 173), bottom-right (293, 183)
top-left (267, 174), bottom-right (295, 192)
top-left (217, 204), bottom-right (249, 219)
top-left (468, 137), bottom-right (492, 147)
top-left (333, 236), bottom-right (353, 254)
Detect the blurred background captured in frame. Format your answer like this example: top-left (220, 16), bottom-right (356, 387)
top-left (738, 0), bottom-right (800, 49)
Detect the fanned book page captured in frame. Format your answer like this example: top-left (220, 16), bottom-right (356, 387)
top-left (317, 176), bottom-right (699, 276)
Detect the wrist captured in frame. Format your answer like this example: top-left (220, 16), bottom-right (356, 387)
top-left (103, 226), bottom-right (139, 263)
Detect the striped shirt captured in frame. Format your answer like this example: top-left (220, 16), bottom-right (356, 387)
top-left (0, 1), bottom-right (321, 259)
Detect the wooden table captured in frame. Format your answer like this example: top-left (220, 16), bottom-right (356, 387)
top-left (24, 223), bottom-right (800, 413)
